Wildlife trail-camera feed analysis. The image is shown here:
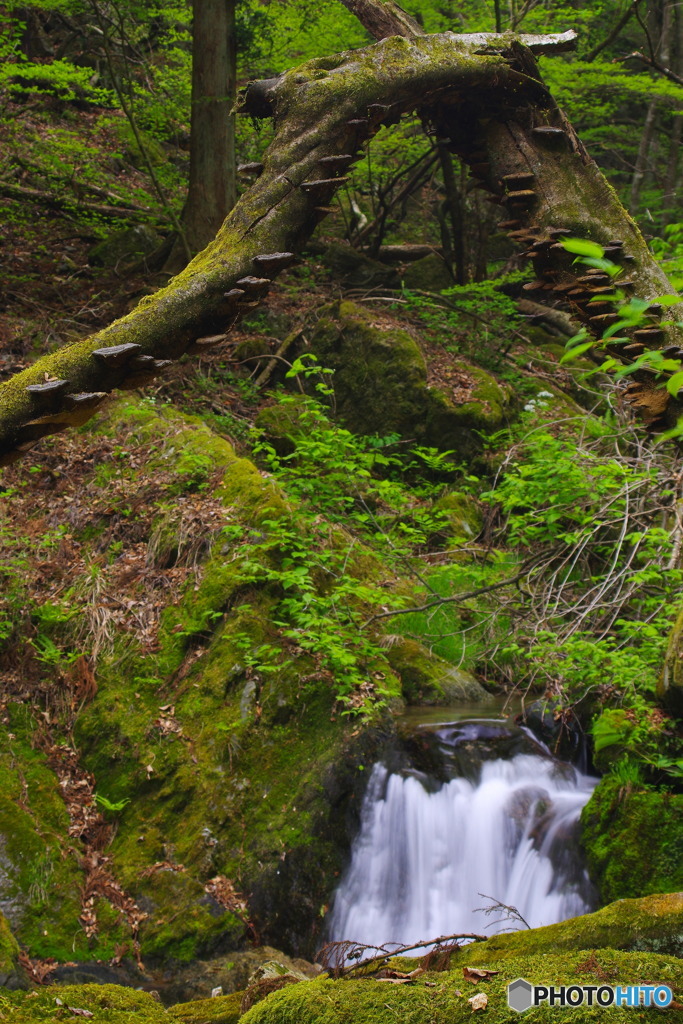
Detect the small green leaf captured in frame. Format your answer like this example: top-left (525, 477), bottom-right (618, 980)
top-left (561, 238), bottom-right (605, 258)
top-left (560, 341), bottom-right (594, 363)
top-left (666, 371), bottom-right (683, 396)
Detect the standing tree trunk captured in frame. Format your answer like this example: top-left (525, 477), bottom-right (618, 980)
top-left (184, 0), bottom-right (237, 254)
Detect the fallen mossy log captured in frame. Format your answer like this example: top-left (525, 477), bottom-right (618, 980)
top-left (0, 24), bottom-right (680, 466)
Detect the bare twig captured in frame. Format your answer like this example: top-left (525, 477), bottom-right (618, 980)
top-left (316, 931), bottom-right (487, 978)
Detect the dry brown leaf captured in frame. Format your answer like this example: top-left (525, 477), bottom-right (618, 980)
top-left (463, 967), bottom-right (500, 984)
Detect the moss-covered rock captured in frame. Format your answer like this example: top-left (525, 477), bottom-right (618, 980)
top-left (0, 397), bottom-right (428, 964)
top-left (320, 242), bottom-right (397, 290)
top-left (580, 779), bottom-right (683, 905)
top-left (0, 910), bottom-right (25, 990)
top-left (659, 604), bottom-right (683, 714)
top-left (169, 990), bottom-right (243, 1024)
top-left (0, 983), bottom-right (171, 1022)
top-left (88, 225), bottom-right (164, 268)
top-left (0, 706), bottom-right (87, 962)
top-left (400, 252), bottom-right (453, 292)
top-left (430, 491), bottom-right (482, 544)
top-left (240, 949), bottom-right (683, 1024)
top-left (308, 300), bottom-right (513, 458)
top-left (158, 948), bottom-right (320, 1006)
top-left (453, 893), bottom-right (683, 962)
top-left (385, 638), bottom-right (489, 705)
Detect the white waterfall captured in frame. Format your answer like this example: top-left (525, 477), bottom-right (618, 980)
top-left (329, 727), bottom-right (597, 949)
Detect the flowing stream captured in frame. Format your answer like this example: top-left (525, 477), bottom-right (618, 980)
top-left (329, 714), bottom-right (597, 948)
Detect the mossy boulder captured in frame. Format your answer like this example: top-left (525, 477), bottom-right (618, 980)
top-left (88, 225), bottom-right (164, 268)
top-left (385, 638), bottom-right (489, 705)
top-left (452, 893), bottom-right (683, 962)
top-left (320, 242), bottom-right (397, 289)
top-left (169, 991), bottom-right (243, 1023)
top-left (0, 910), bottom-right (25, 990)
top-left (400, 252), bottom-right (453, 292)
top-left (580, 778), bottom-right (683, 904)
top-left (0, 397), bottom-right (422, 964)
top-left (240, 949), bottom-right (683, 1024)
top-left (659, 604), bottom-right (683, 714)
top-left (308, 300), bottom-right (513, 458)
top-left (154, 947), bottom-right (321, 1006)
top-left (430, 491), bottom-right (482, 544)
top-left (0, 706), bottom-right (87, 962)
top-left (0, 983), bottom-right (171, 1022)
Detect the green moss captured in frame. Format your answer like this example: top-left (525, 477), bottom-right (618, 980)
top-left (0, 912), bottom-right (22, 987)
top-left (0, 983), bottom-right (170, 1022)
top-left (400, 253), bottom-right (454, 292)
top-left (431, 491), bottom-right (482, 543)
top-left (659, 605), bottom-right (683, 714)
top-left (240, 950), bottom-right (683, 1024)
top-left (309, 300), bottom-right (430, 442)
top-left (169, 991), bottom-right (243, 1023)
top-left (0, 706), bottom-right (88, 961)
top-left (581, 779), bottom-right (683, 904)
top-left (454, 893), bottom-right (683, 962)
top-left (308, 301), bottom-right (514, 458)
top-left (385, 638), bottom-right (489, 705)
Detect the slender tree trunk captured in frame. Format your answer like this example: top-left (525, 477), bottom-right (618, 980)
top-left (630, 100), bottom-right (658, 214)
top-left (184, 0), bottom-right (237, 254)
top-left (437, 142), bottom-right (465, 284)
top-left (662, 0), bottom-right (683, 225)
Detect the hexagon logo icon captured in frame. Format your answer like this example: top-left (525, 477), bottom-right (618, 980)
top-left (508, 977), bottom-right (534, 1013)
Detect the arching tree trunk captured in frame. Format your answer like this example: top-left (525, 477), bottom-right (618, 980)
top-left (0, 23), bottom-right (680, 465)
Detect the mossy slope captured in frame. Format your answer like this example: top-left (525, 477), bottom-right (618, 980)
top-left (452, 892), bottom-right (683, 963)
top-left (240, 950), bottom-right (683, 1024)
top-left (1, 396), bottom-right (479, 964)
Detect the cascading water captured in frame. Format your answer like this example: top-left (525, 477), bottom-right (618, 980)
top-left (329, 715), bottom-right (597, 948)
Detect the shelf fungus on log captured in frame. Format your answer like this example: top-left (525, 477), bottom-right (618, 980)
top-left (235, 276), bottom-right (271, 298)
top-left (121, 355), bottom-right (174, 388)
top-left (531, 126), bottom-right (567, 142)
top-left (238, 162), bottom-right (265, 176)
top-left (253, 252), bottom-right (296, 275)
top-left (192, 334), bottom-right (229, 350)
top-left (63, 392), bottom-right (107, 413)
top-left (26, 379), bottom-right (71, 409)
top-left (299, 178), bottom-right (348, 199)
top-left (502, 172), bottom-right (535, 189)
top-left (92, 344), bottom-right (142, 369)
top-left (318, 154), bottom-right (354, 171)
top-left (505, 189), bottom-right (537, 207)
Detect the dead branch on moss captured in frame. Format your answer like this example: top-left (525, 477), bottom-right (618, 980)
top-left (316, 931), bottom-right (487, 979)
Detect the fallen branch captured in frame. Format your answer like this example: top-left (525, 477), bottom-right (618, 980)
top-left (316, 931), bottom-right (487, 978)
top-left (0, 179), bottom-right (156, 222)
